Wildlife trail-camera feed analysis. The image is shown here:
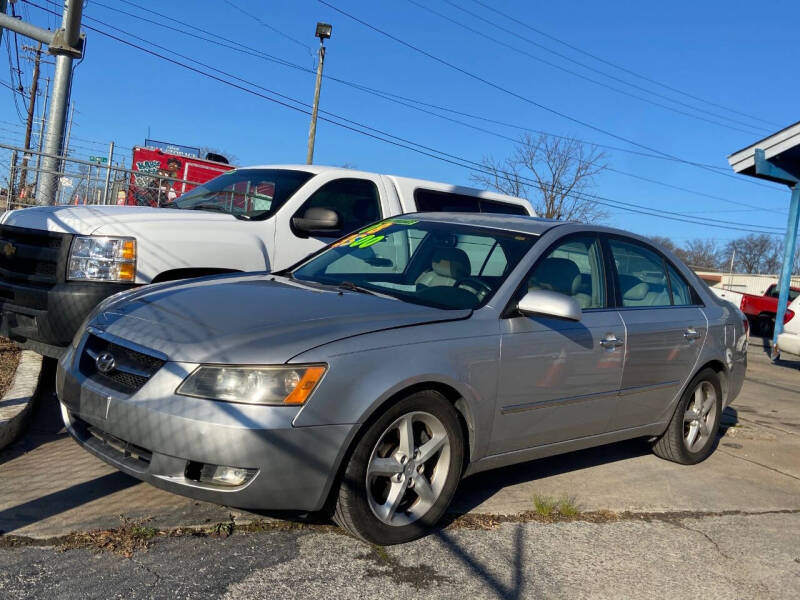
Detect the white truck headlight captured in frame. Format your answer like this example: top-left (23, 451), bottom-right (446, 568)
top-left (177, 365), bottom-right (327, 405)
top-left (68, 236), bottom-right (136, 282)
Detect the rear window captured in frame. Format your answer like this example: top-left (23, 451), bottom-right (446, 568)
top-left (414, 189), bottom-right (529, 216)
top-left (766, 285), bottom-right (800, 302)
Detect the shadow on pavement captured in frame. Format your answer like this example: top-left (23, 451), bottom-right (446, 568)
top-left (449, 438), bottom-right (651, 515)
top-left (752, 335), bottom-right (800, 370)
top-left (0, 471), bottom-right (138, 535)
top-left (435, 524), bottom-right (525, 600)
top-left (0, 358), bottom-right (65, 466)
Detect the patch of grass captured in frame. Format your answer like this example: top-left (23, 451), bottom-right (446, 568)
top-left (533, 494), bottom-right (559, 517)
top-left (532, 494), bottom-right (580, 518)
top-left (557, 496), bottom-right (580, 517)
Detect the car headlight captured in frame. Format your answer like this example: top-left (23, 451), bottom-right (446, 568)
top-left (68, 236), bottom-right (136, 282)
top-left (177, 365), bottom-right (327, 405)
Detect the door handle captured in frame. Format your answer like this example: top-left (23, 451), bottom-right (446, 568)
top-left (599, 335), bottom-right (624, 349)
top-left (684, 328), bottom-right (701, 341)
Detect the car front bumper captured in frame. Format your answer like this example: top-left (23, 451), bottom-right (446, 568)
top-left (56, 349), bottom-right (357, 512)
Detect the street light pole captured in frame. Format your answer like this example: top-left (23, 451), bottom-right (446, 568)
top-left (306, 22), bottom-right (332, 165)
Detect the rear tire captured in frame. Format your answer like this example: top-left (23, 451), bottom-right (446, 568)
top-left (757, 315), bottom-right (774, 338)
top-left (333, 390), bottom-right (464, 545)
top-left (652, 368), bottom-right (722, 465)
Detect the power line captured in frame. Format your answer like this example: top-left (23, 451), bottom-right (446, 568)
top-left (78, 0), bottom-right (785, 202)
top-left (222, 0), bottom-right (314, 59)
top-left (0, 118), bottom-right (133, 152)
top-left (410, 0), bottom-right (766, 135)
top-left (316, 0), bottom-right (778, 189)
top-left (328, 79), bottom-right (782, 212)
top-left (90, 0), bottom-right (725, 169)
top-left (467, 0), bottom-right (778, 129)
top-left (24, 1), bottom-right (787, 235)
top-left (4, 36), bottom-right (25, 122)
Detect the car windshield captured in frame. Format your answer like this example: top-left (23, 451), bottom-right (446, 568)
top-left (292, 218), bottom-right (537, 310)
top-left (167, 168), bottom-right (314, 219)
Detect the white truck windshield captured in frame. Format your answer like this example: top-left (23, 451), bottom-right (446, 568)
top-left (168, 168), bottom-right (313, 219)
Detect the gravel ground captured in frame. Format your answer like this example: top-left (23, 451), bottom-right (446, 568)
top-left (0, 338), bottom-right (20, 398)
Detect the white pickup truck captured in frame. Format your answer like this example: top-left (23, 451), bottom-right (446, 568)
top-left (0, 164), bottom-right (533, 357)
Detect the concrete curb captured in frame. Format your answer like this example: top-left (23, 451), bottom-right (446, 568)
top-left (0, 350), bottom-right (43, 451)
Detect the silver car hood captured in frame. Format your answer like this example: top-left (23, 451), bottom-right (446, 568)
top-left (91, 274), bottom-right (471, 364)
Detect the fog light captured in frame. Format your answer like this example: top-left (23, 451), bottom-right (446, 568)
top-left (185, 462), bottom-right (256, 487)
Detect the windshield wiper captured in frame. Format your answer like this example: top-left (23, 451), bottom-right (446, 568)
top-left (337, 280), bottom-right (377, 296)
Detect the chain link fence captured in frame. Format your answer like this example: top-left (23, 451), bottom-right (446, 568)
top-left (0, 142), bottom-right (211, 211)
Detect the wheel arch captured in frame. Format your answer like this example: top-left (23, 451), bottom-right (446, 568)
top-left (358, 380), bottom-right (474, 471)
top-left (692, 359), bottom-right (729, 406)
top-left (319, 380), bottom-right (475, 515)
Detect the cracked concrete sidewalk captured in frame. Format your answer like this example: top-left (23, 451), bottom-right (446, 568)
top-left (1, 511), bottom-right (798, 599)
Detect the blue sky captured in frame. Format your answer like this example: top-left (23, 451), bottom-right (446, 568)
top-left (2, 0), bottom-right (798, 248)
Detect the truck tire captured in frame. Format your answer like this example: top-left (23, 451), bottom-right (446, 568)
top-left (757, 314), bottom-right (774, 337)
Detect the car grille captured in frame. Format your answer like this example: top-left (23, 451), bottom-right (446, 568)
top-left (72, 415), bottom-right (152, 471)
top-left (78, 333), bottom-right (165, 394)
top-left (0, 224), bottom-right (71, 286)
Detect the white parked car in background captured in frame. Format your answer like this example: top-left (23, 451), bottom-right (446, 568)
top-left (778, 294), bottom-right (800, 356)
top-left (0, 165), bottom-right (533, 357)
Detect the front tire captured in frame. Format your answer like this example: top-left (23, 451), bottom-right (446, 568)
top-left (652, 368), bottom-right (722, 465)
top-left (333, 390), bottom-right (465, 544)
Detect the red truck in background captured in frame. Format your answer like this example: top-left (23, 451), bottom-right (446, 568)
top-left (739, 283), bottom-right (800, 335)
top-left (125, 146), bottom-right (235, 206)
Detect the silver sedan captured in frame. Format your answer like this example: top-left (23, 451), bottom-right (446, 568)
top-left (56, 214), bottom-right (747, 544)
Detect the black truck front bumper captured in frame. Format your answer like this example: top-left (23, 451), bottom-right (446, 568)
top-left (0, 281), bottom-right (134, 358)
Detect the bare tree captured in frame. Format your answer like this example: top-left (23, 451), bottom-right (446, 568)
top-left (681, 239), bottom-right (721, 270)
top-left (724, 234), bottom-right (780, 274)
top-left (471, 133), bottom-right (608, 221)
top-left (649, 235), bottom-right (678, 253)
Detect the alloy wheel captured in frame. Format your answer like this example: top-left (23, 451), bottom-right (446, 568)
top-left (365, 411), bottom-right (451, 527)
top-left (683, 381), bottom-right (718, 453)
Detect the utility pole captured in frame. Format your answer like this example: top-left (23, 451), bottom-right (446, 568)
top-left (32, 76), bottom-right (51, 196)
top-left (0, 0), bottom-right (84, 206)
top-left (17, 42), bottom-right (42, 201)
top-left (306, 22), bottom-right (332, 165)
top-left (57, 102), bottom-right (75, 205)
top-left (37, 0), bottom-right (84, 206)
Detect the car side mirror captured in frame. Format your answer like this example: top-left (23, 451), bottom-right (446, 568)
top-left (292, 207), bottom-right (341, 237)
top-left (517, 289), bottom-right (582, 321)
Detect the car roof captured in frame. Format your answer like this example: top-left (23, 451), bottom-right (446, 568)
top-left (399, 212), bottom-right (563, 235)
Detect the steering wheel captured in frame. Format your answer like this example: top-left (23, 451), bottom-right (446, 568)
top-left (455, 277), bottom-right (493, 300)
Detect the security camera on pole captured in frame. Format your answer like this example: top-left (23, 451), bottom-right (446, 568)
top-left (306, 22), bottom-right (332, 165)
